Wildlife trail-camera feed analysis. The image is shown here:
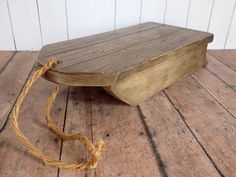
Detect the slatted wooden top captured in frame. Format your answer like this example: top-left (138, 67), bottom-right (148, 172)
top-left (0, 50), bottom-right (236, 177)
top-left (37, 22), bottom-right (213, 76)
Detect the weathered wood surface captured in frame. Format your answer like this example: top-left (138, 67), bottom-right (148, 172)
top-left (0, 77), bottom-right (67, 177)
top-left (0, 50), bottom-right (236, 177)
top-left (106, 44), bottom-right (208, 105)
top-left (165, 76), bottom-right (236, 177)
top-left (139, 92), bottom-right (220, 177)
top-left (192, 66), bottom-right (236, 118)
top-left (208, 50), bottom-right (236, 71)
top-left (206, 54), bottom-right (236, 91)
top-left (37, 22), bottom-right (213, 105)
top-left (0, 52), bottom-right (15, 73)
top-left (0, 52), bottom-right (35, 130)
top-left (59, 87), bottom-right (162, 177)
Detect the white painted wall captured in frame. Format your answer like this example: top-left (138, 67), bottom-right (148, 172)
top-left (0, 0), bottom-right (236, 51)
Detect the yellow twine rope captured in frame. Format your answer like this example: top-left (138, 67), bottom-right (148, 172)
top-left (11, 59), bottom-right (105, 170)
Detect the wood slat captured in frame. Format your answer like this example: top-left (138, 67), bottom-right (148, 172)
top-left (187, 0), bottom-right (213, 31)
top-left (165, 76), bottom-right (236, 177)
top-left (225, 10), bottom-right (236, 49)
top-left (90, 88), bottom-right (162, 177)
top-left (56, 29), bottom-right (212, 73)
top-left (208, 50), bottom-right (236, 71)
top-left (192, 68), bottom-right (236, 118)
top-left (59, 87), bottom-right (91, 177)
top-left (139, 91), bottom-right (220, 177)
top-left (0, 78), bottom-right (68, 177)
top-left (164, 0), bottom-right (190, 27)
top-left (7, 0), bottom-right (42, 50)
top-left (0, 0), bottom-right (15, 50)
top-left (206, 53), bottom-right (236, 91)
top-left (140, 0), bottom-right (166, 23)
top-left (39, 25), bottom-right (179, 71)
top-left (59, 87), bottom-right (162, 177)
top-left (66, 0), bottom-right (115, 39)
top-left (38, 23), bottom-right (212, 74)
top-left (115, 0), bottom-right (141, 29)
top-left (37, 0), bottom-right (68, 45)
top-left (207, 0), bottom-right (236, 49)
top-left (39, 22), bottom-right (160, 59)
top-left (0, 52), bottom-right (15, 73)
top-left (0, 52), bottom-right (35, 130)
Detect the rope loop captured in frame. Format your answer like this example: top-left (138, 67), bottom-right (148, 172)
top-left (11, 59), bottom-right (105, 170)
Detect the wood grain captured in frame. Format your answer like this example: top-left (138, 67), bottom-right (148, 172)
top-left (0, 78), bottom-right (68, 177)
top-left (59, 87), bottom-right (162, 177)
top-left (165, 76), bottom-right (236, 177)
top-left (90, 88), bottom-right (162, 177)
top-left (0, 50), bottom-right (236, 177)
top-left (39, 25), bottom-right (179, 72)
top-left (106, 43), bottom-right (208, 105)
top-left (208, 50), bottom-right (236, 71)
top-left (37, 22), bottom-right (213, 105)
top-left (139, 91), bottom-right (220, 177)
top-left (38, 24), bottom-right (212, 74)
top-left (59, 87), bottom-right (91, 177)
top-left (38, 22), bottom-right (160, 59)
top-left (206, 54), bottom-right (236, 90)
top-left (0, 52), bottom-right (14, 73)
top-left (192, 68), bottom-right (236, 118)
top-left (0, 52), bottom-right (35, 130)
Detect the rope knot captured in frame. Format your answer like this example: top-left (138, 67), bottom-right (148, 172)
top-left (88, 140), bottom-right (105, 168)
top-left (43, 58), bottom-right (57, 70)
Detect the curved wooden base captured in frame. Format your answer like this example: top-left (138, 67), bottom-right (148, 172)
top-left (36, 22), bottom-right (213, 105)
top-left (104, 44), bottom-right (208, 105)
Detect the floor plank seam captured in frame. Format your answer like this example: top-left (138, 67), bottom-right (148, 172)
top-left (163, 90), bottom-right (225, 177)
top-left (57, 86), bottom-right (70, 177)
top-left (137, 105), bottom-right (168, 177)
top-left (205, 67), bottom-right (236, 92)
top-left (191, 75), bottom-right (236, 119)
top-left (208, 53), bottom-right (236, 73)
top-left (88, 88), bottom-right (96, 177)
top-left (0, 52), bottom-right (16, 74)
top-left (0, 66), bottom-right (34, 133)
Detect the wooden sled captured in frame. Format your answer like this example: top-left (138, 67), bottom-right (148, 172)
top-left (36, 22), bottom-right (213, 105)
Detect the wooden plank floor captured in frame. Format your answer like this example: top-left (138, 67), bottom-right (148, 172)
top-left (0, 50), bottom-right (235, 177)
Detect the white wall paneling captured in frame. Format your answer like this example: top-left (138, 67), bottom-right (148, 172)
top-left (164, 0), bottom-right (190, 27)
top-left (187, 0), bottom-right (213, 31)
top-left (1, 0), bottom-right (236, 50)
top-left (7, 0), bottom-right (42, 50)
top-left (115, 0), bottom-right (142, 29)
top-left (208, 0), bottom-right (236, 49)
top-left (66, 0), bottom-right (115, 39)
top-left (225, 6), bottom-right (236, 49)
top-left (37, 0), bottom-right (68, 45)
top-left (141, 0), bottom-right (167, 23)
top-left (0, 0), bottom-right (15, 50)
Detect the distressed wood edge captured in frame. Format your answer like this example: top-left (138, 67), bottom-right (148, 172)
top-left (105, 39), bottom-right (210, 105)
top-left (37, 35), bottom-right (213, 88)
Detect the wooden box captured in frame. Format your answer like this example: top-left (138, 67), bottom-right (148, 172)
top-left (36, 22), bottom-right (213, 105)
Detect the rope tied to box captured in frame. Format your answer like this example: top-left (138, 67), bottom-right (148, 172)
top-left (11, 59), bottom-right (105, 170)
